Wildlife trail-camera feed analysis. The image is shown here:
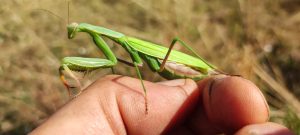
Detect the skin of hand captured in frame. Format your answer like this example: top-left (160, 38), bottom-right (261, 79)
top-left (30, 75), bottom-right (293, 135)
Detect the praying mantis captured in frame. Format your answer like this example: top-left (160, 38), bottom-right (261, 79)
top-left (59, 22), bottom-right (223, 113)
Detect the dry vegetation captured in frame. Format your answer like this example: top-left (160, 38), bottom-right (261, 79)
top-left (0, 0), bottom-right (299, 134)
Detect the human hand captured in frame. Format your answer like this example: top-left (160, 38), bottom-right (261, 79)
top-left (30, 75), bottom-right (293, 135)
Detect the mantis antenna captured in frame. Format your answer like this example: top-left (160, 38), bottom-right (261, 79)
top-left (35, 0), bottom-right (71, 26)
top-left (36, 8), bottom-right (65, 24)
top-left (67, 0), bottom-right (70, 24)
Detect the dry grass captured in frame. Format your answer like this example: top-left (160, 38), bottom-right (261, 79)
top-left (0, 0), bottom-right (299, 134)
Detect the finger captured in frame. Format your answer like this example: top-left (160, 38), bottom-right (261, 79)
top-left (235, 122), bottom-right (294, 135)
top-left (30, 75), bottom-right (201, 135)
top-left (188, 75), bottom-right (269, 134)
top-left (204, 75), bottom-right (269, 134)
top-left (113, 76), bottom-right (201, 134)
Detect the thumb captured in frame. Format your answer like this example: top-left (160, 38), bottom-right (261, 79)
top-left (195, 75), bottom-right (269, 134)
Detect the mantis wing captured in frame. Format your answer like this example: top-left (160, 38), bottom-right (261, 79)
top-left (127, 37), bottom-right (214, 72)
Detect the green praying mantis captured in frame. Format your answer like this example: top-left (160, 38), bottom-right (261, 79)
top-left (59, 22), bottom-right (224, 113)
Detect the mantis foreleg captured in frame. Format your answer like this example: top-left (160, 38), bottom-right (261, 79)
top-left (59, 57), bottom-right (116, 97)
top-left (59, 33), bottom-right (118, 97)
top-left (59, 65), bottom-right (79, 97)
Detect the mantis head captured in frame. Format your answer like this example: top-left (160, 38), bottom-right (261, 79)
top-left (67, 22), bottom-right (79, 39)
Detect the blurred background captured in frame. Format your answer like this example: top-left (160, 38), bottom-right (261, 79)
top-left (0, 0), bottom-right (300, 134)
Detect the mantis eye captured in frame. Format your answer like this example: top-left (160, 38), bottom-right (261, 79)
top-left (67, 22), bottom-right (79, 39)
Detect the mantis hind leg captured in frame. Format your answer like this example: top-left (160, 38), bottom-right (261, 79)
top-left (159, 37), bottom-right (211, 72)
top-left (59, 57), bottom-right (116, 98)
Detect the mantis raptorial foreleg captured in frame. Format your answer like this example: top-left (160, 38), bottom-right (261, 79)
top-left (59, 57), bottom-right (116, 97)
top-left (59, 65), bottom-right (78, 97)
top-left (59, 33), bottom-right (118, 97)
